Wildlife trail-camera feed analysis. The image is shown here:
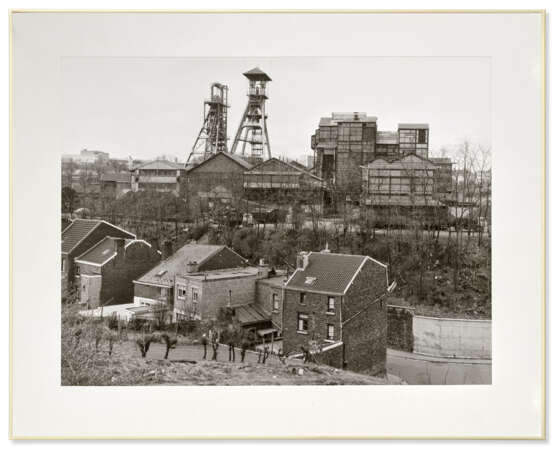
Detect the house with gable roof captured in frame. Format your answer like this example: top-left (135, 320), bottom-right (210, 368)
top-left (61, 218), bottom-right (136, 290)
top-left (282, 248), bottom-right (394, 376)
top-left (74, 237), bottom-right (161, 309)
top-left (132, 243), bottom-right (254, 322)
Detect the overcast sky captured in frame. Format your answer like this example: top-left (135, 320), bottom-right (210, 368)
top-left (61, 57), bottom-right (491, 162)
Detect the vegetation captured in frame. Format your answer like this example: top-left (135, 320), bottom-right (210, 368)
top-left (61, 306), bottom-right (402, 386)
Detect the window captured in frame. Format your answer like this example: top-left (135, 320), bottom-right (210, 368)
top-left (327, 324), bottom-right (335, 340)
top-left (417, 129), bottom-right (427, 144)
top-left (300, 292), bottom-right (306, 304)
top-left (327, 296), bottom-right (335, 313)
top-left (61, 258), bottom-right (65, 272)
top-left (192, 288), bottom-right (199, 303)
top-left (177, 286), bottom-right (187, 298)
top-left (272, 293), bottom-right (279, 312)
top-left (75, 266), bottom-right (80, 275)
top-left (297, 313), bottom-right (309, 332)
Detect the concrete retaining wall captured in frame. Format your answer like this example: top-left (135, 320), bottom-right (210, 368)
top-left (412, 315), bottom-right (491, 359)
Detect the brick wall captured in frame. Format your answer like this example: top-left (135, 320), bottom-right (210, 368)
top-left (255, 278), bottom-right (286, 330)
top-left (341, 261), bottom-right (388, 376)
top-left (199, 274), bottom-right (257, 319)
top-left (100, 242), bottom-right (161, 307)
top-left (387, 305), bottom-right (414, 352)
top-left (282, 289), bottom-right (341, 356)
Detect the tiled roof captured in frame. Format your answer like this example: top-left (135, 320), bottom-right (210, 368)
top-left (75, 237), bottom-right (136, 265)
top-left (136, 244), bottom-right (226, 287)
top-left (61, 219), bottom-right (100, 254)
top-left (233, 303), bottom-right (270, 325)
top-left (285, 252), bottom-right (383, 295)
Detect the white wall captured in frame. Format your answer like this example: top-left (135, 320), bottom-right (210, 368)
top-left (412, 315), bottom-right (491, 359)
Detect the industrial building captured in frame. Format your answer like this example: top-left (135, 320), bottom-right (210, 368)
top-left (311, 112), bottom-right (453, 217)
top-left (361, 154), bottom-right (449, 226)
top-left (130, 159), bottom-right (187, 195)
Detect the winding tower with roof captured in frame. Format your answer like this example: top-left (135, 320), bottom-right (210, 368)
top-left (230, 67), bottom-right (272, 163)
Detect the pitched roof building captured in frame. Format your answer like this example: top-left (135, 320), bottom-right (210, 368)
top-left (132, 244), bottom-right (249, 319)
top-left (74, 237), bottom-right (160, 308)
top-left (282, 249), bottom-right (392, 376)
top-left (61, 219), bottom-right (135, 288)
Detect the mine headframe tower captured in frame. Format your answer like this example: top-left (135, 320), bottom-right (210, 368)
top-left (231, 67), bottom-right (272, 163)
top-left (186, 82), bottom-right (229, 166)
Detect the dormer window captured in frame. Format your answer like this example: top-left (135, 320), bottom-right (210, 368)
top-left (305, 276), bottom-right (316, 285)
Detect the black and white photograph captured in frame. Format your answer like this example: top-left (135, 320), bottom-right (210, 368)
top-left (10, 9), bottom-right (545, 439)
top-left (60, 55), bottom-right (492, 386)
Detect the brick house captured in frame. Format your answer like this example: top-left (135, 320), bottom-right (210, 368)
top-left (61, 219), bottom-right (135, 290)
top-left (255, 274), bottom-right (288, 333)
top-left (74, 237), bottom-right (161, 309)
top-left (173, 266), bottom-right (264, 322)
top-left (282, 249), bottom-right (392, 376)
top-left (132, 244), bottom-right (249, 321)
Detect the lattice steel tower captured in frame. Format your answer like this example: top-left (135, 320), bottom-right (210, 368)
top-left (186, 82), bottom-right (229, 166)
top-left (231, 67), bottom-right (272, 162)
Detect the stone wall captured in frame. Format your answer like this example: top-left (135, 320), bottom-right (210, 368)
top-left (413, 315), bottom-right (491, 359)
top-left (387, 305), bottom-right (414, 352)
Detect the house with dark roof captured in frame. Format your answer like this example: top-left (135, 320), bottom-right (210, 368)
top-left (182, 151), bottom-right (252, 207)
top-left (61, 219), bottom-right (136, 289)
top-left (132, 244), bottom-right (250, 322)
top-left (282, 248), bottom-right (393, 376)
top-left (74, 237), bottom-right (161, 308)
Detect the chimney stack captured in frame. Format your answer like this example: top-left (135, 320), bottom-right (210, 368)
top-left (258, 258), bottom-right (269, 279)
top-left (163, 240), bottom-right (174, 259)
top-left (114, 238), bottom-right (125, 264)
top-left (296, 251), bottom-right (309, 270)
top-left (186, 261), bottom-right (198, 274)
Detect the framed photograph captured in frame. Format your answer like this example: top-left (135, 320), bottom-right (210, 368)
top-left (10, 9), bottom-right (545, 439)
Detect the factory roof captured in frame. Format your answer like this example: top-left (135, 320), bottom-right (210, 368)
top-left (243, 67), bottom-right (272, 81)
top-left (133, 160), bottom-right (186, 171)
top-left (398, 123), bottom-right (429, 129)
top-left (319, 112), bottom-right (377, 127)
top-left (186, 151), bottom-right (253, 172)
